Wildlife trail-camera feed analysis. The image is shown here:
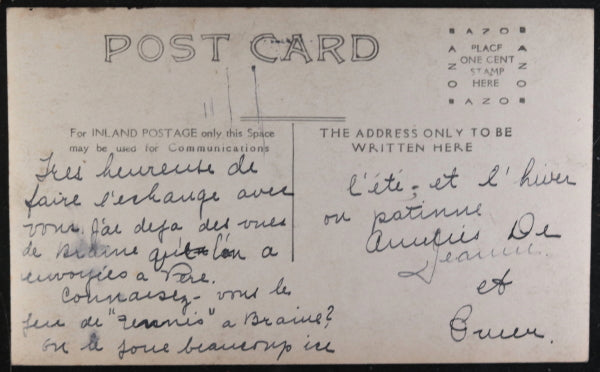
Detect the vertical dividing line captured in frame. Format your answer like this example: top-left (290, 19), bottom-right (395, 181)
top-left (291, 122), bottom-right (295, 263)
top-left (226, 67), bottom-right (233, 127)
top-left (251, 65), bottom-right (266, 151)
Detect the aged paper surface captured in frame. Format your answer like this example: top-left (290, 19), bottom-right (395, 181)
top-left (8, 8), bottom-right (593, 364)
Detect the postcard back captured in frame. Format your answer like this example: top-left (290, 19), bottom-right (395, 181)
top-left (7, 8), bottom-right (593, 364)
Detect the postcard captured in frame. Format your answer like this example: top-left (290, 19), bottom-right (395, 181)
top-left (8, 8), bottom-right (593, 364)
